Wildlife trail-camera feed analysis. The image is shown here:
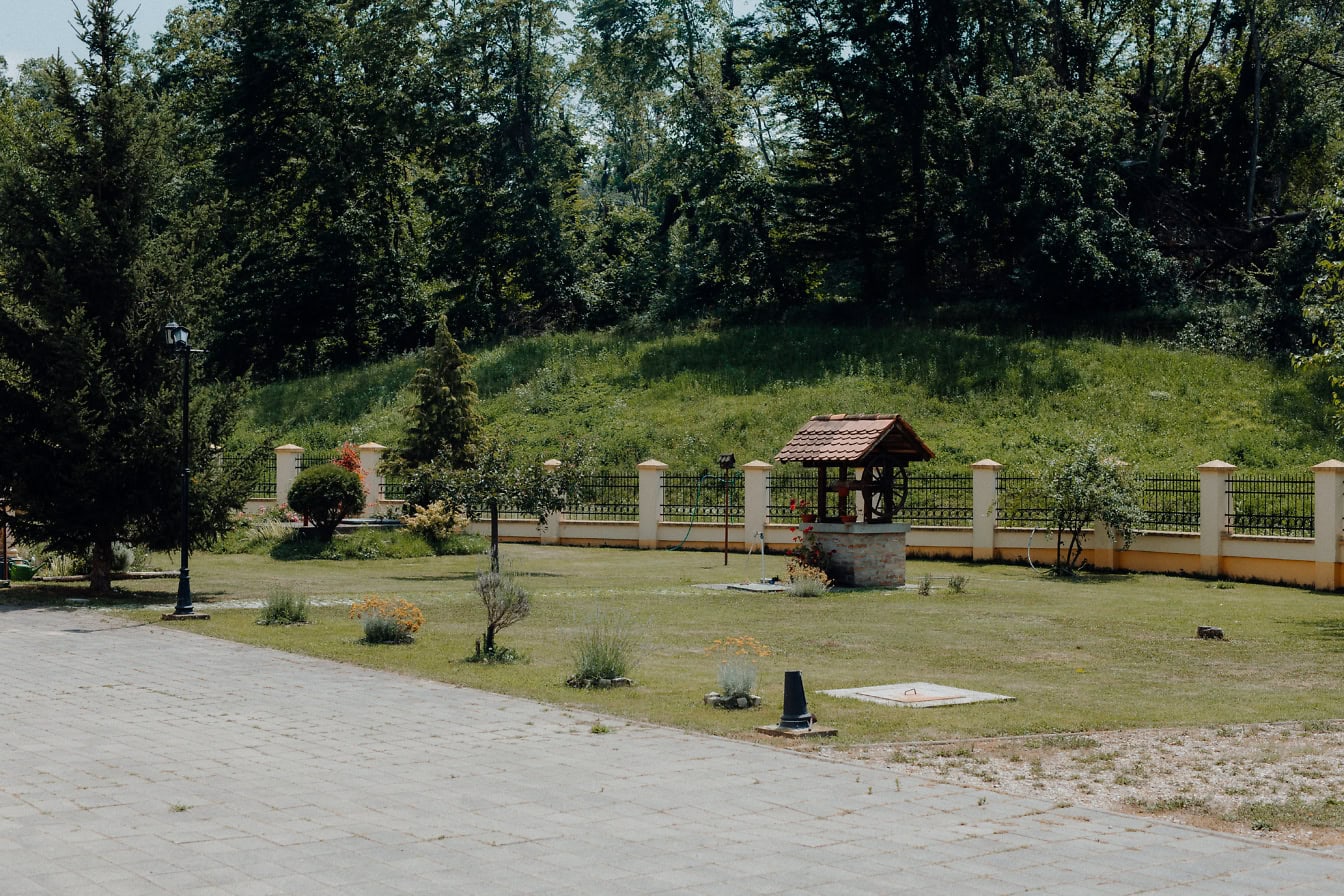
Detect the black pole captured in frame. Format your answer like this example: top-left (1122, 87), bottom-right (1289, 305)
top-left (723, 473), bottom-right (730, 566)
top-left (173, 344), bottom-right (194, 615)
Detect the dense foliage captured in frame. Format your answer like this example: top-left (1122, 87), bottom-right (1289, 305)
top-left (286, 463), bottom-right (366, 540)
top-left (0, 1), bottom-right (254, 591)
top-left (4, 0), bottom-right (1340, 383)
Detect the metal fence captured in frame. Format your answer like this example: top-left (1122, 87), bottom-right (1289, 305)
top-left (380, 475), bottom-right (407, 502)
top-left (222, 451), bottom-right (276, 500)
top-left (1227, 473), bottom-right (1315, 537)
top-left (297, 450), bottom-right (338, 471)
top-left (1136, 473), bottom-right (1201, 532)
top-left (767, 471), bottom-right (815, 519)
top-left (995, 473), bottom-right (1054, 528)
top-left (901, 471), bottom-right (974, 525)
top-left (566, 472), bottom-right (639, 521)
top-left (662, 471), bottom-right (744, 524)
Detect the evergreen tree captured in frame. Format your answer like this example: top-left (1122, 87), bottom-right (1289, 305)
top-left (401, 316), bottom-right (480, 469)
top-left (0, 0), bottom-right (249, 592)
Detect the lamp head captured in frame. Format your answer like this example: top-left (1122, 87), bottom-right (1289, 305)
top-left (717, 453), bottom-right (736, 470)
top-left (163, 321), bottom-right (189, 350)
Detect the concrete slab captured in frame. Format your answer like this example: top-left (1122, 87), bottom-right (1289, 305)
top-left (822, 681), bottom-right (1016, 707)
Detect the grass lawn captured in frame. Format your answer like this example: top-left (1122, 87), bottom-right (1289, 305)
top-left (21, 544), bottom-right (1344, 745)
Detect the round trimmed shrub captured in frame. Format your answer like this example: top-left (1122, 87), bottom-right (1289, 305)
top-left (286, 464), bottom-right (366, 541)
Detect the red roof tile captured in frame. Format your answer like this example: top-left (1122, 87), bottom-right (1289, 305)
top-left (775, 414), bottom-right (934, 465)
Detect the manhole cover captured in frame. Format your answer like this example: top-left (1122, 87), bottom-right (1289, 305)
top-left (822, 682), bottom-right (1014, 708)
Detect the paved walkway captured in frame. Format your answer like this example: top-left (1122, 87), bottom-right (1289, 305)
top-left (1, 606), bottom-right (1339, 895)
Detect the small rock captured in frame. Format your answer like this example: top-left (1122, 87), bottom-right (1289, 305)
top-left (736, 696), bottom-right (749, 708)
top-left (1197, 625), bottom-right (1225, 640)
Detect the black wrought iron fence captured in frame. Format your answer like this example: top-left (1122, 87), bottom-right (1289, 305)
top-left (222, 451), bottom-right (276, 500)
top-left (768, 472), bottom-right (815, 520)
top-left (662, 471), bottom-right (743, 523)
top-left (1137, 473), bottom-right (1200, 532)
top-left (380, 475), bottom-right (407, 502)
top-left (901, 471), bottom-right (974, 525)
top-left (1227, 474), bottom-right (1314, 537)
top-left (995, 473), bottom-right (1053, 528)
top-left (566, 472), bottom-right (639, 521)
top-left (297, 450), bottom-right (339, 471)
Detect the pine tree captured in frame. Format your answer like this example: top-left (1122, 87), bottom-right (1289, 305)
top-left (0, 0), bottom-right (248, 593)
top-left (401, 316), bottom-right (480, 469)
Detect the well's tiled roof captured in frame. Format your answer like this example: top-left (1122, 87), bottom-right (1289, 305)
top-left (775, 414), bottom-right (934, 464)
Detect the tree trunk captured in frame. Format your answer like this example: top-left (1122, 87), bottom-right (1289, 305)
top-left (489, 499), bottom-right (500, 573)
top-left (88, 540), bottom-right (114, 595)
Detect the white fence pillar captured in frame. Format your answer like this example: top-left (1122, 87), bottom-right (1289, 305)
top-left (1312, 459), bottom-right (1344, 590)
top-left (1198, 460), bottom-right (1236, 577)
top-left (971, 459), bottom-right (1001, 561)
top-left (274, 444), bottom-right (303, 508)
top-left (359, 442), bottom-right (386, 511)
top-left (637, 459), bottom-right (667, 549)
top-left (541, 458), bottom-right (563, 544)
top-left (742, 460), bottom-right (772, 548)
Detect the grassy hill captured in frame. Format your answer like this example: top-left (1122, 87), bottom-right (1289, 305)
top-left (241, 324), bottom-right (1343, 473)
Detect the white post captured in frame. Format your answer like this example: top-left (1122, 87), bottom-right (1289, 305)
top-left (1312, 460), bottom-right (1344, 591)
top-left (541, 458), bottom-right (563, 545)
top-left (275, 444), bottom-right (304, 508)
top-left (1198, 460), bottom-right (1236, 578)
top-left (971, 459), bottom-right (1001, 561)
top-left (742, 460), bottom-right (772, 548)
top-left (359, 442), bottom-right (386, 511)
top-left (1092, 459), bottom-right (1128, 571)
top-left (637, 459), bottom-right (668, 549)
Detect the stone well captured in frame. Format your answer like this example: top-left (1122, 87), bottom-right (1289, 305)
top-left (811, 522), bottom-right (911, 587)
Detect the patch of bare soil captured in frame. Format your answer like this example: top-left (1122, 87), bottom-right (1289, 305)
top-left (830, 720), bottom-right (1344, 854)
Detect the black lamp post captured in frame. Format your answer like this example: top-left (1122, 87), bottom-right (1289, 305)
top-left (163, 321), bottom-right (203, 619)
top-left (717, 453), bottom-right (736, 566)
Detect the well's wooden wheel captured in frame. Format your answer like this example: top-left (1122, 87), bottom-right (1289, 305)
top-left (861, 466), bottom-right (908, 522)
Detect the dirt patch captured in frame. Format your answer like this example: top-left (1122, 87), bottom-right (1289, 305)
top-left (828, 720), bottom-right (1344, 854)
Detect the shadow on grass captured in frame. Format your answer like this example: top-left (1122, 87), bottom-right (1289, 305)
top-left (1288, 618), bottom-right (1344, 649)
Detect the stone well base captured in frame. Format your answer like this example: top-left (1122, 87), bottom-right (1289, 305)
top-left (811, 522), bottom-right (910, 587)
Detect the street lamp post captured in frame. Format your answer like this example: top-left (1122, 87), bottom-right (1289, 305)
top-left (717, 453), bottom-right (736, 567)
top-left (162, 321), bottom-right (206, 620)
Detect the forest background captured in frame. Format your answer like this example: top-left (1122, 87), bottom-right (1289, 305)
top-left (5, 0), bottom-right (1344, 381)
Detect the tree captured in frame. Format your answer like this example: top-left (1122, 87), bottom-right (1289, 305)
top-left (471, 569), bottom-right (530, 659)
top-left (405, 436), bottom-right (584, 572)
top-left (0, 0), bottom-right (247, 592)
top-left (400, 316), bottom-right (480, 469)
top-left (1044, 442), bottom-right (1146, 575)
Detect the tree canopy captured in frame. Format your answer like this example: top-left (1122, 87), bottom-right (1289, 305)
top-left (4, 0), bottom-right (1343, 373)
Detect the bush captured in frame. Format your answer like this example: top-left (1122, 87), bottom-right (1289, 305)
top-left (349, 595), bottom-right (423, 644)
top-left (402, 500), bottom-right (463, 547)
top-left (258, 589), bottom-right (309, 625)
top-left (569, 609), bottom-right (640, 681)
top-left (471, 570), bottom-right (530, 659)
top-left (708, 636), bottom-right (771, 699)
top-left (287, 464), bottom-right (366, 541)
top-left (786, 563), bottom-right (831, 596)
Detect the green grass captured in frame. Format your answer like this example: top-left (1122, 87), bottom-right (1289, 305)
top-left (240, 323), bottom-right (1342, 472)
top-left (23, 544), bottom-right (1344, 746)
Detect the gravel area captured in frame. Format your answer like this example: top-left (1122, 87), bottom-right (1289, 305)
top-left (830, 720), bottom-right (1344, 853)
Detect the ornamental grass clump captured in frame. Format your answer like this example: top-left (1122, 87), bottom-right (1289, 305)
top-left (787, 564), bottom-right (831, 596)
top-left (258, 588), bottom-right (309, 625)
top-left (708, 636), bottom-right (771, 700)
top-left (568, 609), bottom-right (640, 685)
top-left (349, 595), bottom-right (424, 644)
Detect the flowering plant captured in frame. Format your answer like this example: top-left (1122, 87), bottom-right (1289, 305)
top-left (707, 636), bottom-right (771, 699)
top-left (785, 524), bottom-right (833, 574)
top-left (349, 595), bottom-right (424, 643)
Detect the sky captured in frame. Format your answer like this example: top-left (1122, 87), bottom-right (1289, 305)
top-left (0, 0), bottom-right (181, 75)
